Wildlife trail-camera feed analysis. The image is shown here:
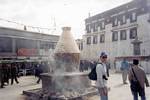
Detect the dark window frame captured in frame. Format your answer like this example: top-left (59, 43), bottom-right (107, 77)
top-left (93, 23), bottom-right (96, 32)
top-left (98, 21), bottom-right (105, 30)
top-left (95, 22), bottom-right (99, 32)
top-left (80, 42), bottom-right (83, 50)
top-left (86, 24), bottom-right (91, 33)
top-left (93, 36), bottom-right (98, 44)
top-left (130, 27), bottom-right (137, 39)
top-left (133, 44), bottom-right (141, 55)
top-left (120, 15), bottom-right (127, 25)
top-left (0, 37), bottom-right (13, 52)
top-left (112, 31), bottom-right (118, 41)
top-left (100, 34), bottom-right (105, 43)
top-left (130, 12), bottom-right (137, 23)
top-left (101, 21), bottom-right (105, 30)
top-left (87, 37), bottom-right (91, 45)
top-left (112, 17), bottom-right (118, 27)
top-left (120, 30), bottom-right (127, 40)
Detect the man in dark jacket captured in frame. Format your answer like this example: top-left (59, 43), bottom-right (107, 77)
top-left (128, 59), bottom-right (149, 100)
top-left (35, 64), bottom-right (43, 84)
top-left (0, 63), bottom-right (5, 88)
top-left (106, 61), bottom-right (110, 77)
top-left (10, 63), bottom-right (19, 85)
top-left (3, 63), bottom-right (10, 85)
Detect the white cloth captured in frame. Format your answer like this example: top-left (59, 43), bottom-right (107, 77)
top-left (96, 63), bottom-right (107, 88)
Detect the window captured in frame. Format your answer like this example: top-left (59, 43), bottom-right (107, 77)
top-left (112, 18), bottom-right (118, 27)
top-left (95, 22), bottom-right (98, 32)
top-left (48, 43), bottom-right (55, 49)
top-left (93, 36), bottom-right (97, 44)
top-left (80, 42), bottom-right (83, 50)
top-left (100, 34), bottom-right (105, 43)
top-left (40, 42), bottom-right (54, 49)
top-left (130, 12), bottom-right (137, 22)
top-left (87, 37), bottom-right (91, 44)
top-left (101, 21), bottom-right (105, 29)
top-left (86, 24), bottom-right (91, 33)
top-left (17, 39), bottom-right (37, 49)
top-left (93, 23), bottom-right (97, 32)
top-left (120, 15), bottom-right (126, 25)
top-left (120, 30), bottom-right (127, 40)
top-left (99, 21), bottom-right (105, 30)
top-left (0, 37), bottom-right (12, 52)
top-left (112, 31), bottom-right (118, 41)
top-left (133, 44), bottom-right (141, 55)
top-left (130, 28), bottom-right (137, 39)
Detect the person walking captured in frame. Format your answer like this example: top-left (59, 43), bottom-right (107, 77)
top-left (106, 61), bottom-right (111, 77)
top-left (35, 63), bottom-right (43, 84)
top-left (96, 52), bottom-right (108, 100)
top-left (10, 63), bottom-right (19, 85)
top-left (79, 60), bottom-right (84, 72)
top-left (128, 59), bottom-right (149, 100)
top-left (120, 58), bottom-right (130, 84)
top-left (0, 63), bottom-right (5, 88)
top-left (3, 63), bottom-right (10, 85)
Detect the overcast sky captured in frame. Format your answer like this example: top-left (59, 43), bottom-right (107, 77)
top-left (0, 0), bottom-right (132, 39)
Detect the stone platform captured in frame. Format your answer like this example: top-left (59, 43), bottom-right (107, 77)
top-left (23, 72), bottom-right (98, 100)
top-left (41, 72), bottom-right (91, 93)
top-left (23, 87), bottom-right (98, 100)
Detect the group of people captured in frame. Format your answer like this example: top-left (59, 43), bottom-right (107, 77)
top-left (95, 52), bottom-right (149, 100)
top-left (0, 61), bottom-right (47, 88)
top-left (79, 60), bottom-right (92, 72)
top-left (79, 59), bottom-right (110, 77)
top-left (0, 63), bottom-right (19, 88)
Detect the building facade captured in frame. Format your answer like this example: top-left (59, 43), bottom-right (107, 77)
top-left (76, 39), bottom-right (84, 59)
top-left (82, 0), bottom-right (150, 72)
top-left (0, 27), bottom-right (59, 62)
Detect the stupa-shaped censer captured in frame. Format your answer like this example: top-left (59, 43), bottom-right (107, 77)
top-left (54, 27), bottom-right (80, 72)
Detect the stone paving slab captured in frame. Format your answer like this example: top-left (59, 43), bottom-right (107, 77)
top-left (0, 73), bottom-right (150, 100)
top-left (88, 73), bottom-right (150, 100)
top-left (0, 76), bottom-right (41, 100)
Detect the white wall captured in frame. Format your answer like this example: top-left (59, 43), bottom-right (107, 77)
top-left (137, 14), bottom-right (150, 56)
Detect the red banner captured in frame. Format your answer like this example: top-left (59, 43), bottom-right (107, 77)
top-left (17, 48), bottom-right (38, 56)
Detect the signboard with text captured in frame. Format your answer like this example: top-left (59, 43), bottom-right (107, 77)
top-left (17, 48), bottom-right (38, 56)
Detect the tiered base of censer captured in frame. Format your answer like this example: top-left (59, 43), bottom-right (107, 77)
top-left (23, 72), bottom-right (98, 100)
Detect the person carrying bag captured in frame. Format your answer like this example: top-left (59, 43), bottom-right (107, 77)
top-left (128, 59), bottom-right (149, 100)
top-left (130, 67), bottom-right (142, 94)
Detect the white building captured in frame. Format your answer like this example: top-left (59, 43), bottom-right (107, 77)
top-left (0, 27), bottom-right (59, 62)
top-left (81, 0), bottom-right (150, 72)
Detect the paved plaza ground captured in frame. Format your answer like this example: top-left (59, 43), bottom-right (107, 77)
top-left (0, 72), bottom-right (150, 100)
